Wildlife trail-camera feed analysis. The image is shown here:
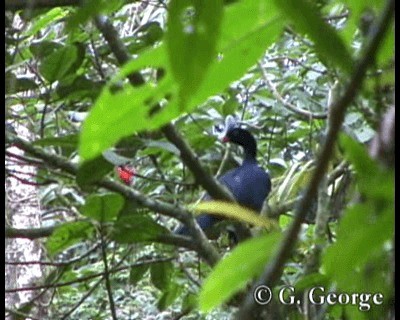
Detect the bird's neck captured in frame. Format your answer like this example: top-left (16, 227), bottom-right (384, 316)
top-left (243, 141), bottom-right (257, 163)
top-left (243, 154), bottom-right (257, 164)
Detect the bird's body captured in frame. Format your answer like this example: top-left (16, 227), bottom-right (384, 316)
top-left (219, 158), bottom-right (270, 213)
top-left (176, 120), bottom-right (271, 238)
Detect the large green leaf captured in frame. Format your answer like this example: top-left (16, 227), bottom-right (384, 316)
top-left (39, 44), bottom-right (84, 83)
top-left (375, 20), bottom-right (394, 66)
top-left (79, 46), bottom-right (177, 161)
top-left (157, 282), bottom-right (180, 310)
top-left (56, 75), bottom-right (103, 100)
top-left (24, 8), bottom-right (68, 37)
top-left (151, 260), bottom-right (174, 290)
top-left (272, 0), bottom-right (353, 74)
top-left (80, 193), bottom-right (124, 222)
top-left (76, 155), bottom-right (114, 187)
top-left (199, 232), bottom-right (282, 311)
top-left (129, 264), bottom-right (149, 285)
top-left (33, 134), bottom-right (79, 149)
top-left (339, 134), bottom-right (393, 201)
top-left (322, 204), bottom-right (393, 291)
top-left (323, 135), bottom-right (394, 294)
top-left (190, 1), bottom-right (283, 108)
top-left (79, 1), bottom-right (285, 161)
top-left (111, 214), bottom-right (169, 243)
top-left (30, 41), bottom-right (63, 59)
top-left (166, 0), bottom-right (223, 106)
top-left (46, 221), bottom-right (94, 256)
top-left (66, 0), bottom-right (124, 31)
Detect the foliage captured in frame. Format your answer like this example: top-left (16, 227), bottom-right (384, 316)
top-left (5, 0), bottom-right (394, 319)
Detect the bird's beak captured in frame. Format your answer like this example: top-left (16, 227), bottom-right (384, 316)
top-left (222, 136), bottom-right (230, 143)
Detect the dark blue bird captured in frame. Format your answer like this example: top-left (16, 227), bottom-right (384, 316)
top-left (175, 118), bottom-right (271, 239)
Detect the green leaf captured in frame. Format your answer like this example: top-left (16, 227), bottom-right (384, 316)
top-left (24, 8), bottom-right (68, 37)
top-left (322, 204), bottom-right (394, 291)
top-left (80, 193), bottom-right (124, 222)
top-left (191, 2), bottom-right (283, 107)
top-left (39, 44), bottom-right (82, 83)
top-left (30, 41), bottom-right (63, 59)
top-left (294, 273), bottom-right (330, 292)
top-left (46, 221), bottom-right (94, 256)
top-left (151, 261), bottom-right (174, 291)
top-left (222, 96), bottom-right (239, 116)
top-left (129, 264), bottom-right (149, 285)
top-left (194, 201), bottom-right (278, 230)
top-left (275, 160), bottom-right (314, 203)
top-left (142, 140), bottom-right (180, 156)
top-left (157, 282), bottom-right (180, 310)
top-left (182, 292), bottom-right (198, 312)
top-left (339, 134), bottom-right (393, 201)
top-left (5, 73), bottom-right (38, 94)
top-left (112, 215), bottom-right (169, 243)
top-left (376, 20), bottom-right (394, 66)
top-left (76, 155), bottom-right (113, 187)
top-left (102, 150), bottom-right (132, 166)
top-left (66, 0), bottom-right (123, 31)
top-left (79, 1), bottom-right (285, 161)
top-left (56, 75), bottom-right (102, 100)
top-left (272, 0), bottom-right (353, 74)
top-left (166, 0), bottom-right (223, 107)
top-left (79, 46), bottom-right (177, 161)
top-left (199, 232), bottom-right (282, 311)
top-left (340, 0), bottom-right (385, 45)
top-left (33, 134), bottom-right (79, 149)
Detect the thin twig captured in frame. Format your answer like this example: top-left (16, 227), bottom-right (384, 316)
top-left (259, 63), bottom-right (328, 120)
top-left (94, 14), bottom-right (221, 265)
top-left (60, 278), bottom-right (103, 320)
top-left (99, 224), bottom-right (117, 320)
top-left (5, 257), bottom-right (174, 293)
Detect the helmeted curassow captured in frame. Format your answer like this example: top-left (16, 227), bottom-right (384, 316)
top-left (175, 116), bottom-right (271, 240)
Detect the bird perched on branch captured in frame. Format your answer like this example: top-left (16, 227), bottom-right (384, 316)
top-left (175, 116), bottom-right (271, 240)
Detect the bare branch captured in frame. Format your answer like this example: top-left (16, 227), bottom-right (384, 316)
top-left (259, 64), bottom-right (328, 120)
top-left (6, 134), bottom-right (220, 266)
top-left (6, 225), bottom-right (55, 239)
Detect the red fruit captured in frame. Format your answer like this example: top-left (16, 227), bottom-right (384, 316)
top-left (116, 165), bottom-right (135, 185)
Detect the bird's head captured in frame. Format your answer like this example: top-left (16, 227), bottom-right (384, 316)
top-left (220, 116), bottom-right (257, 159)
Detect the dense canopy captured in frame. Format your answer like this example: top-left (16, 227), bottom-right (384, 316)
top-left (5, 0), bottom-right (394, 319)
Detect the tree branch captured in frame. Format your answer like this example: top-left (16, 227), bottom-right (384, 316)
top-left (5, 225), bottom-right (56, 239)
top-left (95, 13), bottom-right (235, 202)
top-left (259, 63), bottom-right (328, 120)
top-left (93, 15), bottom-right (145, 86)
top-left (161, 123), bottom-right (236, 202)
top-left (99, 224), bottom-right (117, 320)
top-left (93, 14), bottom-right (225, 263)
top-left (6, 134), bottom-right (220, 266)
top-left (237, 0), bottom-right (394, 317)
top-left (5, 257), bottom-right (174, 293)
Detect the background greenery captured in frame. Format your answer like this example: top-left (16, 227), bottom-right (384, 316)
top-left (5, 0), bottom-right (394, 319)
